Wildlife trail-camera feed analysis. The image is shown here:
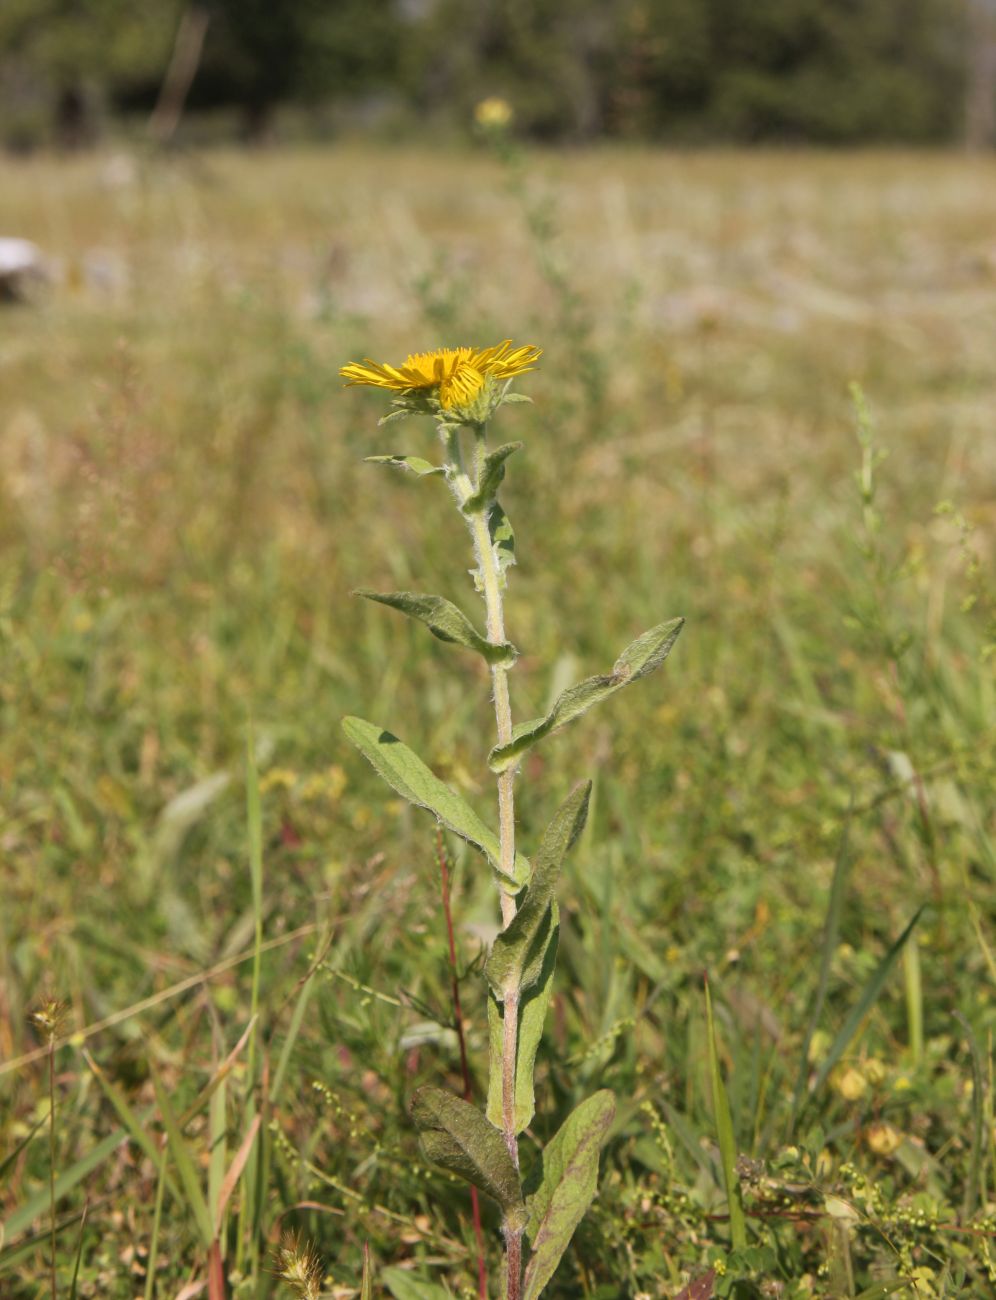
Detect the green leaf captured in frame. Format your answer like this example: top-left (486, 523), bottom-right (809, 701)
top-left (463, 442), bottom-right (522, 513)
top-left (365, 453), bottom-right (444, 476)
top-left (410, 1086), bottom-right (525, 1222)
top-left (489, 617), bottom-right (684, 774)
top-left (487, 920), bottom-right (559, 1134)
top-left (705, 982), bottom-right (747, 1250)
top-left (153, 1073), bottom-right (214, 1248)
top-left (486, 783), bottom-right (591, 998)
top-left (381, 1268), bottom-right (451, 1300)
top-left (788, 812), bottom-right (852, 1135)
top-left (522, 1090), bottom-right (615, 1299)
top-left (355, 589), bottom-right (517, 666)
top-left (342, 716), bottom-right (531, 888)
top-left (488, 502), bottom-right (516, 584)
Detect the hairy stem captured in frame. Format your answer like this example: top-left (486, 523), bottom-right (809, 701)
top-left (48, 1040), bottom-right (56, 1300)
top-left (453, 422), bottom-right (524, 1298)
top-left (504, 1225), bottom-right (523, 1300)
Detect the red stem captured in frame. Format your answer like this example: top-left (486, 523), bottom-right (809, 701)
top-left (436, 828), bottom-right (488, 1300)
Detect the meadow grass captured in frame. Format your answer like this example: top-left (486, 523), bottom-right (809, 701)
top-left (0, 145), bottom-right (994, 1297)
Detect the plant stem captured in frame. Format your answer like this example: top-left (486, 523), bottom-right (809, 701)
top-left (504, 1227), bottom-right (523, 1300)
top-left (459, 423), bottom-right (524, 1300)
top-left (48, 1039), bottom-right (57, 1300)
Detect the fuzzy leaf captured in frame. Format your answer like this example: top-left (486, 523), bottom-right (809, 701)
top-left (487, 920), bottom-right (558, 1134)
top-left (355, 589), bottom-right (516, 666)
top-left (522, 1090), bottom-right (616, 1299)
top-left (489, 617), bottom-right (684, 774)
top-left (381, 1269), bottom-right (450, 1300)
top-left (486, 783), bottom-right (591, 998)
top-left (365, 453), bottom-right (444, 476)
top-left (463, 442), bottom-right (522, 513)
top-left (488, 502), bottom-right (516, 583)
top-left (411, 1086), bottom-right (525, 1223)
top-left (342, 716), bottom-right (530, 887)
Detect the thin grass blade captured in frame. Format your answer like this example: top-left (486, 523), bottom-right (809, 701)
top-left (809, 907), bottom-right (925, 1102)
top-left (704, 980), bottom-right (747, 1249)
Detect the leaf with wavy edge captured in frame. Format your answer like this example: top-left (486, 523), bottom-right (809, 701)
top-left (462, 442), bottom-right (522, 513)
top-left (486, 920), bottom-right (558, 1135)
top-left (342, 716), bottom-right (530, 888)
top-left (411, 1086), bottom-right (525, 1224)
top-left (355, 589), bottom-right (517, 666)
top-left (364, 453), bottom-right (444, 475)
top-left (489, 617), bottom-right (684, 774)
top-left (522, 1090), bottom-right (616, 1299)
top-left (485, 782), bottom-right (591, 998)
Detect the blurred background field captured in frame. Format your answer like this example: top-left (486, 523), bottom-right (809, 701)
top-left (1, 140), bottom-right (994, 1296)
top-left (2, 1), bottom-right (996, 1292)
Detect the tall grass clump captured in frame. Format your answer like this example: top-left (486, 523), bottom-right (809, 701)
top-left (338, 340), bottom-right (683, 1296)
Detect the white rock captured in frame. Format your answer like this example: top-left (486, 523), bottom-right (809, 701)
top-left (0, 237), bottom-right (47, 301)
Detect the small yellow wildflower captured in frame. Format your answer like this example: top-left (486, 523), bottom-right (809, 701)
top-left (475, 96), bottom-right (514, 129)
top-left (865, 1121), bottom-right (903, 1157)
top-left (835, 1066), bottom-right (868, 1101)
top-left (864, 1057), bottom-right (887, 1085)
top-left (340, 340), bottom-right (541, 412)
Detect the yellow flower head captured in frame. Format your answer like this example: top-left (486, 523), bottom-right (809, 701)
top-left (475, 96), bottom-right (514, 129)
top-left (340, 340), bottom-right (541, 413)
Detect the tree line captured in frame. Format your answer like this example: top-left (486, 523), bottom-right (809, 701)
top-left (1, 0), bottom-right (993, 150)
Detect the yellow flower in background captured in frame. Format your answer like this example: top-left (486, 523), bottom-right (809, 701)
top-left (865, 1121), bottom-right (903, 1157)
top-left (835, 1066), bottom-right (868, 1101)
top-left (475, 96), bottom-right (514, 129)
top-left (340, 340), bottom-right (541, 412)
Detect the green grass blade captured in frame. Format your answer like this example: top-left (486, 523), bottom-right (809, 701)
top-left (955, 1012), bottom-right (984, 1218)
top-left (208, 1073), bottom-right (227, 1236)
top-left (0, 1109), bottom-right (49, 1181)
top-left (788, 811), bottom-right (852, 1135)
top-left (704, 980), bottom-right (747, 1250)
top-left (903, 935), bottom-right (924, 1068)
top-left (809, 907), bottom-right (925, 1103)
top-left (82, 1051), bottom-right (170, 1186)
top-left (67, 1201), bottom-right (88, 1300)
top-left (246, 726), bottom-right (264, 1087)
top-left (153, 1072), bottom-right (214, 1248)
top-left (144, 1152), bottom-right (168, 1300)
top-left (361, 1242), bottom-right (373, 1300)
top-left (271, 962), bottom-right (319, 1105)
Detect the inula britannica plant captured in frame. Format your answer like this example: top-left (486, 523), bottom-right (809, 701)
top-left (340, 341), bottom-right (683, 1298)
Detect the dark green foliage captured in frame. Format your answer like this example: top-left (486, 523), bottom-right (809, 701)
top-left (0, 0), bottom-right (973, 148)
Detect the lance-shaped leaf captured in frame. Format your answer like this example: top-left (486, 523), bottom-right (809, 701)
top-left (355, 589), bottom-right (517, 666)
top-left (522, 1090), bottom-right (616, 1299)
top-left (489, 617), bottom-right (684, 774)
top-left (487, 920), bottom-right (558, 1135)
top-left (342, 716), bottom-right (530, 887)
top-left (365, 453), bottom-right (445, 476)
top-left (462, 442), bottom-right (522, 514)
top-left (486, 782), bottom-right (591, 999)
top-left (488, 502), bottom-right (516, 584)
top-left (411, 1086), bottom-right (526, 1226)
